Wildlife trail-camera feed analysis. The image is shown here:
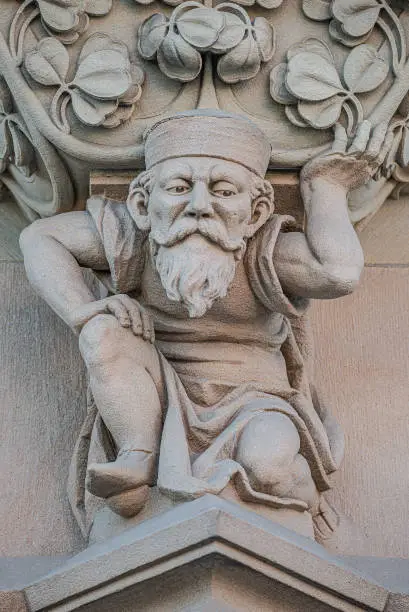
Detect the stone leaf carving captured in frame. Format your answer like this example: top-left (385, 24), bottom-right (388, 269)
top-left (11, 0), bottom-right (113, 50)
top-left (303, 0), bottom-right (407, 78)
top-left (270, 38), bottom-right (389, 132)
top-left (228, 0), bottom-right (284, 8)
top-left (0, 79), bottom-right (34, 178)
top-left (372, 106), bottom-right (409, 187)
top-left (137, 2), bottom-right (274, 83)
top-left (0, 76), bottom-right (74, 218)
top-left (24, 34), bottom-right (144, 132)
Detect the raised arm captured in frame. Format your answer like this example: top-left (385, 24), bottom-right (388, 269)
top-left (274, 122), bottom-right (391, 299)
top-left (19, 211), bottom-right (109, 329)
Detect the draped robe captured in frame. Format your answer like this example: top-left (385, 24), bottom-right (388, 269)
top-left (68, 197), bottom-right (344, 536)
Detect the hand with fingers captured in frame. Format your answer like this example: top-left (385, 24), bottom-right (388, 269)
top-left (301, 120), bottom-right (394, 194)
top-left (69, 294), bottom-right (155, 343)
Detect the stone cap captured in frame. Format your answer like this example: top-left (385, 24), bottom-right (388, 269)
top-left (144, 110), bottom-right (272, 178)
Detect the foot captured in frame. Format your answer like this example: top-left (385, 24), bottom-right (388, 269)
top-left (86, 450), bottom-right (157, 499)
top-left (105, 486), bottom-right (150, 518)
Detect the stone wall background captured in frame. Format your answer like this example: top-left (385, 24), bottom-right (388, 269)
top-left (0, 197), bottom-right (408, 558)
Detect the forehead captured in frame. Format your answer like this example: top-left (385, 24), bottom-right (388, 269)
top-left (154, 156), bottom-right (254, 184)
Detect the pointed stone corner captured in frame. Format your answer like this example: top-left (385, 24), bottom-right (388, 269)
top-left (8, 496), bottom-right (405, 611)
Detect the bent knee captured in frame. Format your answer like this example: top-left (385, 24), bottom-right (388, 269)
top-left (79, 314), bottom-right (149, 368)
top-left (236, 413), bottom-right (300, 477)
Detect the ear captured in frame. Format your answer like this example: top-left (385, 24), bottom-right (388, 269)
top-left (126, 177), bottom-right (151, 232)
top-left (244, 195), bottom-right (273, 238)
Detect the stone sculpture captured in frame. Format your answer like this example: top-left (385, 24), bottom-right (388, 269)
top-left (19, 110), bottom-right (390, 525)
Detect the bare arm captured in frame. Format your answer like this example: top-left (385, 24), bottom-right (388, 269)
top-left (20, 210), bottom-right (155, 341)
top-left (274, 122), bottom-right (391, 299)
top-left (19, 211), bottom-right (109, 328)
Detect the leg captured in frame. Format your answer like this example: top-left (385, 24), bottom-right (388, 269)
top-left (79, 314), bottom-right (164, 513)
top-left (235, 412), bottom-right (318, 509)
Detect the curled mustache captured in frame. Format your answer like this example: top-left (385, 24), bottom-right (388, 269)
top-left (150, 217), bottom-right (246, 256)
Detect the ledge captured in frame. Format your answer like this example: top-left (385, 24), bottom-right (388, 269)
top-left (3, 495), bottom-right (405, 611)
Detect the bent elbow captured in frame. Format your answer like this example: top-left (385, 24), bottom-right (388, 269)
top-left (324, 264), bottom-right (363, 297)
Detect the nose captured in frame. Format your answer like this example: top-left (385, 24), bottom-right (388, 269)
top-left (184, 183), bottom-right (214, 219)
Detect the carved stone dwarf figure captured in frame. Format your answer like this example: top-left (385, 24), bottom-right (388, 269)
top-left (20, 110), bottom-right (389, 524)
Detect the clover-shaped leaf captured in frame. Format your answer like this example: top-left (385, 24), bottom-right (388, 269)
top-left (298, 96), bottom-right (345, 128)
top-left (256, 0), bottom-right (283, 8)
top-left (286, 51), bottom-right (344, 101)
top-left (138, 4), bottom-right (274, 84)
top-left (328, 19), bottom-right (371, 47)
top-left (287, 38), bottom-right (333, 63)
top-left (157, 32), bottom-right (202, 81)
top-left (211, 11), bottom-right (246, 53)
top-left (343, 44), bottom-right (388, 93)
top-left (217, 34), bottom-right (261, 83)
top-left (302, 0), bottom-right (331, 21)
top-left (70, 90), bottom-right (117, 126)
top-left (177, 8), bottom-right (224, 49)
top-left (25, 32), bottom-right (140, 133)
top-left (270, 63), bottom-right (297, 104)
top-left (332, 0), bottom-right (381, 37)
top-left (120, 66), bottom-right (145, 104)
top-left (25, 37), bottom-right (69, 86)
top-left (37, 0), bottom-right (80, 32)
top-left (32, 0), bottom-right (113, 45)
top-left (84, 0), bottom-right (113, 16)
top-left (253, 17), bottom-right (275, 62)
top-left (72, 50), bottom-right (131, 99)
top-left (78, 32), bottom-right (130, 63)
top-left (138, 14), bottom-right (169, 59)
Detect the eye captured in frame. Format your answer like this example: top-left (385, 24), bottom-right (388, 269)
top-left (211, 181), bottom-right (238, 198)
top-left (166, 180), bottom-right (191, 195)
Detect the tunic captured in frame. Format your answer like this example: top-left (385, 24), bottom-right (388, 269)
top-left (68, 197), bottom-right (344, 535)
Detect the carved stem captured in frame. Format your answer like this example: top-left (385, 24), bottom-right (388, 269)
top-left (342, 100), bottom-right (355, 135)
top-left (9, 0), bottom-right (35, 61)
top-left (369, 57), bottom-right (409, 125)
top-left (380, 0), bottom-right (407, 68)
top-left (378, 17), bottom-right (401, 75)
top-left (196, 54), bottom-right (219, 109)
top-left (15, 8), bottom-right (40, 66)
top-left (51, 87), bottom-right (71, 134)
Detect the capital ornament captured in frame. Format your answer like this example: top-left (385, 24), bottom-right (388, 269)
top-left (1, 0), bottom-right (409, 568)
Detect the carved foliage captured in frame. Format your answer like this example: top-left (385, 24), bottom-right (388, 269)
top-left (270, 38), bottom-right (389, 132)
top-left (16, 0), bottom-right (113, 46)
top-left (302, 0), bottom-right (407, 77)
top-left (0, 79), bottom-right (34, 178)
top-left (138, 2), bottom-right (275, 83)
top-left (25, 34), bottom-right (144, 132)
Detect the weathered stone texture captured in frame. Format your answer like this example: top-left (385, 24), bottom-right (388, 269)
top-left (312, 266), bottom-right (409, 558)
top-left (0, 262), bottom-right (87, 556)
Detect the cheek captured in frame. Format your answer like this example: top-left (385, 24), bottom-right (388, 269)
top-left (216, 198), bottom-right (251, 227)
top-left (149, 194), bottom-right (181, 224)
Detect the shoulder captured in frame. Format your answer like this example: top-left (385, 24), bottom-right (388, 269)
top-left (247, 213), bottom-right (300, 257)
top-left (86, 195), bottom-right (135, 234)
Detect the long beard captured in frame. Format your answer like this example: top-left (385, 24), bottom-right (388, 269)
top-left (151, 234), bottom-right (237, 318)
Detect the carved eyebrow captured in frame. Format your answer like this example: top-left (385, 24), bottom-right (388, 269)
top-left (209, 164), bottom-right (245, 187)
top-left (159, 164), bottom-right (193, 186)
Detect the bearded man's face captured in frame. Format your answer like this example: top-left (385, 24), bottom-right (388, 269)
top-left (142, 157), bottom-right (261, 318)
